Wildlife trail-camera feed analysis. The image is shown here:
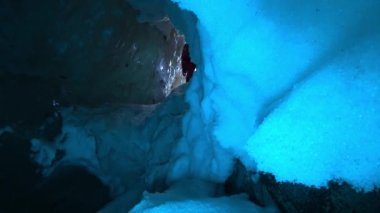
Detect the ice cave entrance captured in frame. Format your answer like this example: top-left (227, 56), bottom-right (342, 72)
top-left (3, 0), bottom-right (380, 212)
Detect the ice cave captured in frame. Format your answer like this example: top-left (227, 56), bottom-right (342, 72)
top-left (1, 0), bottom-right (380, 212)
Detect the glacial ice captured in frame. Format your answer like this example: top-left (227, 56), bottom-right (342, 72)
top-left (170, 0), bottom-right (380, 191)
top-left (129, 180), bottom-right (275, 213)
top-left (30, 0), bottom-right (380, 211)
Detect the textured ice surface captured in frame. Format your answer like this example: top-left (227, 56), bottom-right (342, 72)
top-left (30, 104), bottom-right (155, 194)
top-left (130, 180), bottom-right (275, 213)
top-left (30, 3), bottom-right (380, 212)
top-left (129, 0), bottom-right (235, 184)
top-left (30, 87), bottom-right (187, 195)
top-left (247, 37), bottom-right (380, 191)
top-left (171, 0), bottom-right (380, 191)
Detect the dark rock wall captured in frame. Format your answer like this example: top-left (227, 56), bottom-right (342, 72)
top-left (0, 0), bottom-right (185, 107)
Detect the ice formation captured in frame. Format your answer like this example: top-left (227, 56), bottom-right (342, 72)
top-left (169, 0), bottom-right (380, 191)
top-left (29, 0), bottom-right (380, 211)
top-left (98, 179), bottom-right (277, 212)
top-left (128, 180), bottom-right (275, 213)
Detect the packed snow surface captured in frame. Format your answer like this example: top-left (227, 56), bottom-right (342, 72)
top-left (172, 0), bottom-right (380, 191)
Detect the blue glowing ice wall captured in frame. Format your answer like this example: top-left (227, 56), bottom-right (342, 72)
top-left (173, 0), bottom-right (380, 191)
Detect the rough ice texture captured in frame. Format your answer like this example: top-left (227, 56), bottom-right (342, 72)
top-left (129, 180), bottom-right (275, 213)
top-left (247, 38), bottom-right (380, 191)
top-left (129, 0), bottom-right (235, 184)
top-left (30, 1), bottom-right (380, 207)
top-left (30, 86), bottom-right (187, 195)
top-left (31, 104), bottom-right (154, 194)
top-left (170, 0), bottom-right (380, 191)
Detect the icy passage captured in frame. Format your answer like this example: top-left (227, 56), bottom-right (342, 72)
top-left (4, 0), bottom-right (380, 211)
top-left (26, 0), bottom-right (380, 203)
top-left (167, 0), bottom-right (380, 191)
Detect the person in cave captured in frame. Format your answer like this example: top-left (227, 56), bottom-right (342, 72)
top-left (181, 44), bottom-right (196, 82)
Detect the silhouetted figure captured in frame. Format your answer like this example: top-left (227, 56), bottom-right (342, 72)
top-left (181, 44), bottom-right (196, 82)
